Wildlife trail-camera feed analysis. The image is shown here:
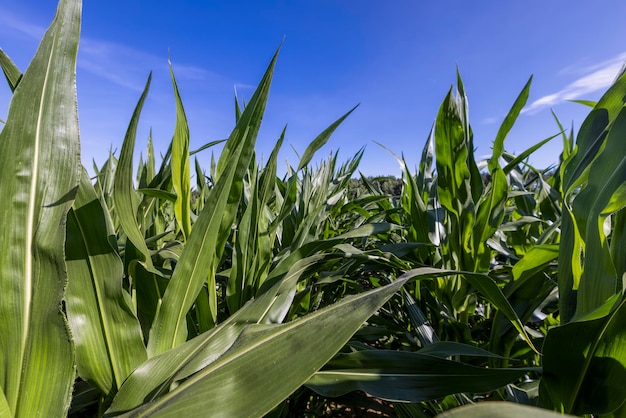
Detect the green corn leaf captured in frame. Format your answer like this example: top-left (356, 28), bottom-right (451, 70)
top-left (558, 71), bottom-right (626, 323)
top-left (569, 99), bottom-right (597, 108)
top-left (0, 392), bottom-right (10, 417)
top-left (108, 253), bottom-right (332, 414)
top-left (435, 86), bottom-right (476, 270)
top-left (66, 169), bottom-right (147, 396)
top-left (402, 268), bottom-right (538, 353)
top-left (436, 402), bottom-right (574, 418)
top-left (113, 73), bottom-right (160, 274)
top-left (137, 188), bottom-right (178, 202)
top-left (169, 59), bottom-right (192, 240)
top-left (490, 245), bottom-right (558, 361)
top-left (147, 47), bottom-right (279, 356)
top-left (541, 294), bottom-right (626, 416)
top-left (501, 133), bottom-right (561, 175)
top-left (490, 76), bottom-right (532, 172)
top-left (0, 48), bottom-right (22, 92)
top-left (456, 70), bottom-right (483, 203)
top-left (146, 131), bottom-right (155, 185)
top-left (563, 70), bottom-right (626, 193)
top-left (107, 270), bottom-right (410, 417)
top-left (297, 105), bottom-right (358, 171)
top-left (416, 341), bottom-right (506, 359)
top-left (574, 107), bottom-right (626, 317)
top-left (189, 139), bottom-right (225, 156)
top-left (227, 127), bottom-right (285, 312)
top-left (471, 167), bottom-right (507, 271)
top-left (0, 0), bottom-right (81, 416)
top-left (306, 350), bottom-right (529, 402)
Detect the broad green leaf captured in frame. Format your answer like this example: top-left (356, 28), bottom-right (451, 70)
top-left (574, 108), bottom-right (626, 317)
top-left (169, 59), bottom-right (192, 240)
top-left (107, 270), bottom-right (410, 417)
top-left (435, 86), bottom-right (475, 270)
top-left (0, 0), bottom-right (81, 416)
top-left (297, 105), bottom-right (358, 171)
top-left (147, 47), bottom-right (279, 356)
top-left (0, 392), bottom-right (10, 417)
top-left (474, 77), bottom-right (529, 270)
top-left (306, 350), bottom-right (528, 402)
top-left (471, 167), bottom-right (507, 271)
top-left (558, 71), bottom-right (626, 323)
top-left (436, 402), bottom-right (574, 418)
top-left (113, 73), bottom-right (159, 274)
top-left (227, 127), bottom-right (285, 312)
top-left (402, 268), bottom-right (538, 353)
top-left (137, 188), bottom-right (177, 202)
top-left (569, 99), bottom-right (597, 108)
top-left (490, 76), bottom-right (532, 172)
top-left (541, 295), bottom-right (626, 416)
top-left (0, 48), bottom-right (22, 91)
top-left (501, 133), bottom-right (561, 175)
top-left (512, 244), bottom-right (559, 281)
top-left (106, 253), bottom-right (331, 414)
top-left (456, 70), bottom-right (483, 203)
top-left (66, 169), bottom-right (147, 395)
top-left (490, 245), bottom-right (558, 360)
top-left (417, 341), bottom-right (506, 359)
top-left (563, 70), bottom-right (626, 192)
top-left (189, 138), bottom-right (226, 155)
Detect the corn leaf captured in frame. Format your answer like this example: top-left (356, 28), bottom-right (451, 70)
top-left (435, 86), bottom-right (475, 270)
top-left (147, 47), bottom-right (279, 356)
top-left (573, 108), bottom-right (626, 317)
top-left (436, 402), bottom-right (574, 418)
top-left (297, 105), bottom-right (358, 171)
top-left (112, 73), bottom-right (161, 276)
top-left (0, 48), bottom-right (22, 92)
top-left (169, 60), bottom-right (192, 240)
top-left (0, 0), bottom-right (81, 415)
top-left (541, 295), bottom-right (626, 416)
top-left (66, 169), bottom-right (147, 395)
top-left (306, 350), bottom-right (529, 402)
top-left (107, 271), bottom-right (410, 417)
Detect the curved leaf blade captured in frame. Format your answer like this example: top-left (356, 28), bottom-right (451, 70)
top-left (66, 169), bottom-right (147, 395)
top-left (169, 60), bottom-right (192, 240)
top-left (0, 0), bottom-right (81, 415)
top-left (147, 47), bottom-right (279, 356)
top-left (107, 274), bottom-right (409, 417)
top-left (306, 350), bottom-right (528, 402)
top-left (541, 295), bottom-right (626, 416)
top-left (112, 73), bottom-right (159, 274)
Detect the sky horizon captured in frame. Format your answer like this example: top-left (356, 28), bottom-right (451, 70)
top-left (1, 1), bottom-right (625, 177)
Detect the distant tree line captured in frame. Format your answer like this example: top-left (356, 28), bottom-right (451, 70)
top-left (348, 176), bottom-right (403, 199)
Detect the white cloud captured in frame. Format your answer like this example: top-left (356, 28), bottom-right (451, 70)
top-left (481, 117), bottom-right (499, 125)
top-left (78, 38), bottom-right (218, 92)
top-left (523, 52), bottom-right (626, 114)
top-left (0, 9), bottom-right (45, 39)
top-left (0, 8), bottom-right (218, 92)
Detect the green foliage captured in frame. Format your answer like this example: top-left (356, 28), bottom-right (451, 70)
top-left (2, 0), bottom-right (626, 416)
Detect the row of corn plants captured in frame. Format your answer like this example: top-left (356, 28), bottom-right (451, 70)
top-left (2, 0), bottom-right (626, 416)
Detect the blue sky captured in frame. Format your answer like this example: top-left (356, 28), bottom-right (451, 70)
top-left (1, 1), bottom-right (625, 177)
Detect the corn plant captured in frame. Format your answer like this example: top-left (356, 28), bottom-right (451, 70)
top-left (3, 0), bottom-right (626, 417)
top-left (0, 1), bottom-right (413, 416)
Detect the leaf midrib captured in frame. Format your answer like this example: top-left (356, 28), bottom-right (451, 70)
top-left (18, 35), bottom-right (57, 411)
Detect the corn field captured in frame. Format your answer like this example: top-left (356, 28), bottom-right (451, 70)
top-left (1, 1), bottom-right (626, 417)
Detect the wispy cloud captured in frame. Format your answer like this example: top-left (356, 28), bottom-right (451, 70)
top-left (523, 52), bottom-right (626, 114)
top-left (0, 8), bottom-right (218, 92)
top-left (79, 38), bottom-right (219, 92)
top-left (481, 117), bottom-right (499, 125)
top-left (0, 9), bottom-right (45, 39)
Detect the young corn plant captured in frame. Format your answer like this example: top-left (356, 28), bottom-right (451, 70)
top-left (0, 1), bottom-right (414, 416)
